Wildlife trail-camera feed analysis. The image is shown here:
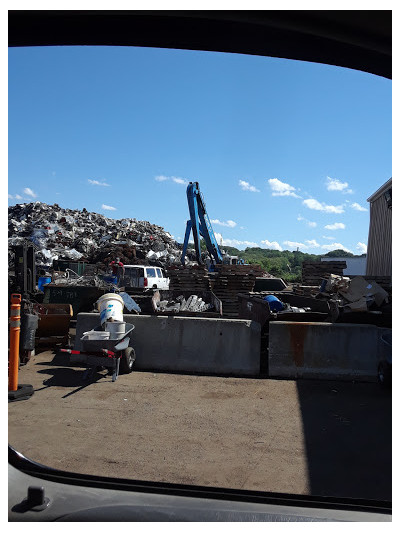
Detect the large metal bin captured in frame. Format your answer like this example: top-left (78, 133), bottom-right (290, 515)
top-left (238, 292), bottom-right (330, 327)
top-left (54, 260), bottom-right (88, 276)
top-left (253, 278), bottom-right (287, 292)
top-left (43, 285), bottom-right (108, 318)
top-left (35, 303), bottom-right (73, 338)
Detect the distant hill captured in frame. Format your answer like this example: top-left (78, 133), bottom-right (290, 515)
top-left (189, 241), bottom-right (364, 282)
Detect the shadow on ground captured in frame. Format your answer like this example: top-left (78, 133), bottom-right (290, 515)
top-left (296, 379), bottom-right (392, 501)
top-left (35, 366), bottom-right (111, 398)
top-left (32, 348), bottom-right (111, 397)
top-left (34, 349), bottom-right (73, 367)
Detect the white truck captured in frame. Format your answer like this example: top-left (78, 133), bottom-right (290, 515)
top-left (121, 265), bottom-right (170, 291)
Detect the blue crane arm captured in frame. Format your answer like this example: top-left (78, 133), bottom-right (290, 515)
top-left (180, 182), bottom-right (223, 265)
top-left (197, 190), bottom-right (223, 264)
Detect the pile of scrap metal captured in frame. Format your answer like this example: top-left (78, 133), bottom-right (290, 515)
top-left (152, 289), bottom-right (222, 316)
top-left (50, 268), bottom-right (120, 290)
top-left (318, 274), bottom-right (391, 326)
top-left (8, 202), bottom-right (183, 271)
top-left (155, 294), bottom-right (214, 313)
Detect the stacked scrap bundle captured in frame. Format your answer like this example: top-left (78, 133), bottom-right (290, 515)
top-left (301, 261), bottom-right (346, 287)
top-left (211, 264), bottom-right (264, 317)
top-left (166, 265), bottom-right (211, 292)
top-left (155, 294), bottom-right (213, 314)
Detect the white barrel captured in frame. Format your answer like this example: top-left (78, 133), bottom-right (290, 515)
top-left (96, 293), bottom-right (124, 325)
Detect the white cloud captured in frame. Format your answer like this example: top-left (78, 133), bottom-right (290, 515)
top-left (356, 242), bottom-right (368, 254)
top-left (225, 239), bottom-right (258, 248)
top-left (303, 198), bottom-right (344, 214)
top-left (350, 202), bottom-right (368, 212)
top-left (326, 176), bottom-right (353, 194)
top-left (324, 222), bottom-right (346, 230)
top-left (282, 239), bottom-right (320, 251)
top-left (283, 240), bottom-right (306, 251)
top-left (211, 219), bottom-right (237, 228)
top-left (88, 179), bottom-right (110, 187)
top-left (297, 214), bottom-right (317, 227)
top-left (321, 242), bottom-right (353, 253)
top-left (260, 239), bottom-right (282, 251)
top-left (101, 204), bottom-right (116, 211)
top-left (23, 187), bottom-right (37, 198)
top-left (323, 235), bottom-right (335, 240)
top-left (215, 232), bottom-right (258, 249)
top-left (238, 180), bottom-right (260, 192)
top-left (172, 177), bottom-right (188, 185)
top-left (9, 193), bottom-right (26, 200)
top-left (154, 175), bottom-right (188, 185)
top-left (304, 239), bottom-right (320, 248)
top-left (268, 178), bottom-right (301, 198)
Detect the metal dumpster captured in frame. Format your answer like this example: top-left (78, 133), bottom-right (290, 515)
top-left (238, 292), bottom-right (330, 326)
top-left (35, 303), bottom-right (73, 341)
top-left (43, 285), bottom-right (108, 318)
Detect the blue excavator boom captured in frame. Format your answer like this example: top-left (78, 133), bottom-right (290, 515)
top-left (181, 182), bottom-right (223, 266)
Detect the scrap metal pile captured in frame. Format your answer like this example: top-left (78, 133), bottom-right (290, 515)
top-left (8, 202), bottom-right (183, 270)
top-left (49, 269), bottom-right (118, 290)
top-left (155, 294), bottom-right (214, 313)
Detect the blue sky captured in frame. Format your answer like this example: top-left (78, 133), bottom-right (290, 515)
top-left (8, 45), bottom-right (392, 255)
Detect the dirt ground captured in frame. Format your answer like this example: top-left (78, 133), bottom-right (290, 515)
top-left (8, 347), bottom-right (392, 501)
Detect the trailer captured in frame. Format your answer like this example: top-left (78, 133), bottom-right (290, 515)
top-left (61, 323), bottom-right (135, 382)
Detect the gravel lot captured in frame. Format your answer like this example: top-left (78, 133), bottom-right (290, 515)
top-left (9, 348), bottom-right (391, 501)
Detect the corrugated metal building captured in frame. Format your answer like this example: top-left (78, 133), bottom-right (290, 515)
top-left (366, 178), bottom-right (392, 276)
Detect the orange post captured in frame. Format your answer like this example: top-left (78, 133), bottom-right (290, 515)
top-left (9, 293), bottom-right (21, 392)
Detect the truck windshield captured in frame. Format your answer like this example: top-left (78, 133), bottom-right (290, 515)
top-left (8, 40), bottom-right (391, 504)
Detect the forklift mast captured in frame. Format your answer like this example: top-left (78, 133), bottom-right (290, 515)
top-left (11, 241), bottom-right (38, 295)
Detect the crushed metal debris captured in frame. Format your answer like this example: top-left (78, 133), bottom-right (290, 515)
top-left (8, 202), bottom-right (183, 270)
top-left (155, 294), bottom-right (213, 313)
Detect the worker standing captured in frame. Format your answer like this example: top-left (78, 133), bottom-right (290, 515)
top-left (109, 256), bottom-right (125, 284)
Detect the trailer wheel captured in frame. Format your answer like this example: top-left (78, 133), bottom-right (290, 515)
top-left (119, 347), bottom-right (135, 374)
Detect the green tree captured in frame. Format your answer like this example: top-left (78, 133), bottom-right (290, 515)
top-left (324, 249), bottom-right (354, 258)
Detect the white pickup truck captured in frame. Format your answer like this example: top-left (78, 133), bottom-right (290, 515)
top-left (121, 265), bottom-right (170, 290)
